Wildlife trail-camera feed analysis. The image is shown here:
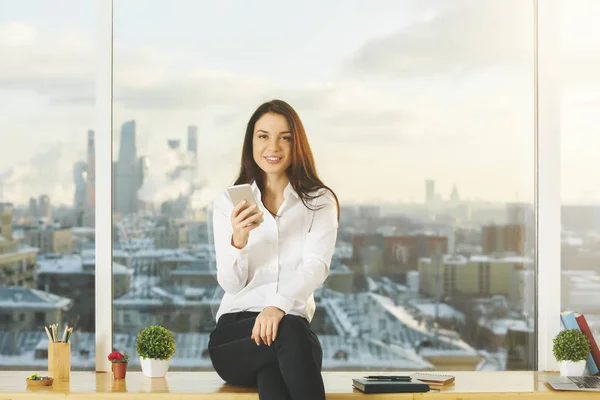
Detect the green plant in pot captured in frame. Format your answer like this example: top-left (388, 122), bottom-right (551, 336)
top-left (136, 325), bottom-right (176, 378)
top-left (553, 328), bottom-right (590, 376)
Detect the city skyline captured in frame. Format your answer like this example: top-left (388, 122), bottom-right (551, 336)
top-left (1, 1), bottom-right (599, 206)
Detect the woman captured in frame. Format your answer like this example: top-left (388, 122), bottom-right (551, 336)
top-left (208, 99), bottom-right (339, 400)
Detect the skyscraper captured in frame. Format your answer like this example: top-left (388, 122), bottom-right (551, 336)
top-left (450, 184), bottom-right (460, 203)
top-left (73, 162), bottom-right (87, 210)
top-left (168, 139), bottom-right (181, 150)
top-left (86, 130), bottom-right (95, 209)
top-left (0, 204), bottom-right (13, 240)
top-left (28, 197), bottom-right (38, 217)
top-left (84, 130), bottom-right (96, 227)
top-left (187, 125), bottom-right (198, 176)
top-left (426, 180), bottom-right (435, 204)
top-left (187, 125), bottom-right (198, 157)
top-left (38, 195), bottom-right (52, 221)
top-left (115, 121), bottom-right (144, 215)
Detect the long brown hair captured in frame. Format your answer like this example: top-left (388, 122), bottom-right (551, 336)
top-left (234, 99), bottom-right (339, 220)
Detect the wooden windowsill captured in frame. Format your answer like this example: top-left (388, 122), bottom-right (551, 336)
top-left (0, 370), bottom-right (586, 399)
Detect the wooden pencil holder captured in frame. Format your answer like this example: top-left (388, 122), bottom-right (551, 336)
top-left (48, 342), bottom-right (71, 381)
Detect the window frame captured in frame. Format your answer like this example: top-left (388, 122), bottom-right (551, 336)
top-left (93, 0), bottom-right (562, 372)
top-left (95, 0), bottom-right (114, 373)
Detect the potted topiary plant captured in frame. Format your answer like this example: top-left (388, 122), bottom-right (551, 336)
top-left (553, 328), bottom-right (590, 376)
top-left (136, 325), bottom-right (176, 378)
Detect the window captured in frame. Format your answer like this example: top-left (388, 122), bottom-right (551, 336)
top-left (560, 1), bottom-right (600, 335)
top-left (0, 2), bottom-right (96, 370)
top-left (35, 312), bottom-right (45, 326)
top-left (112, 0), bottom-right (536, 371)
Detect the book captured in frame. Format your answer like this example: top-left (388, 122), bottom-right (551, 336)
top-left (352, 378), bottom-right (430, 394)
top-left (560, 311), bottom-right (599, 375)
top-left (411, 373), bottom-right (455, 386)
top-left (575, 313), bottom-right (600, 375)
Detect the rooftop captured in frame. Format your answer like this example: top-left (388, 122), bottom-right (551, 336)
top-left (420, 254), bottom-right (534, 265)
top-left (0, 287), bottom-right (72, 310)
top-left (38, 255), bottom-right (131, 275)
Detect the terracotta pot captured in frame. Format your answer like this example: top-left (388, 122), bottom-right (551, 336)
top-left (112, 362), bottom-right (128, 379)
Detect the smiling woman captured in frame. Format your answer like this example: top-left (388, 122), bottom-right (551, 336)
top-left (207, 99), bottom-right (339, 399)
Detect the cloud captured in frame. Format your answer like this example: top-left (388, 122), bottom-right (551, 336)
top-left (342, 0), bottom-right (532, 78)
top-left (0, 143), bottom-right (77, 206)
top-left (115, 72), bottom-right (266, 110)
top-left (0, 22), bottom-right (36, 46)
top-left (319, 108), bottom-right (416, 129)
top-left (0, 22), bottom-right (95, 103)
top-left (559, 1), bottom-right (600, 86)
top-left (137, 147), bottom-right (195, 204)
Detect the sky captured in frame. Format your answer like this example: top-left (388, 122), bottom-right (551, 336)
top-left (0, 0), bottom-right (598, 207)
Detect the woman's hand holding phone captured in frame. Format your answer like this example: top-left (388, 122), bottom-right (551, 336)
top-left (231, 200), bottom-right (264, 249)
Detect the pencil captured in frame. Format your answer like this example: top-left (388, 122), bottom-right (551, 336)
top-left (61, 325), bottom-right (68, 343)
top-left (44, 326), bottom-right (52, 342)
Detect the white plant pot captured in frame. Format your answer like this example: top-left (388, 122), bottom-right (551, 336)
top-left (559, 360), bottom-right (586, 376)
top-left (140, 357), bottom-right (171, 378)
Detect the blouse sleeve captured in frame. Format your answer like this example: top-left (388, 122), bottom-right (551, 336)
top-left (212, 192), bottom-right (250, 295)
top-left (268, 190), bottom-right (338, 313)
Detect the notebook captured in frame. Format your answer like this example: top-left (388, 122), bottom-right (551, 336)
top-left (352, 378), bottom-right (430, 394)
top-left (411, 373), bottom-right (455, 386)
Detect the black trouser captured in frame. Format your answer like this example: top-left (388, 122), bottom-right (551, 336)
top-left (208, 311), bottom-right (326, 400)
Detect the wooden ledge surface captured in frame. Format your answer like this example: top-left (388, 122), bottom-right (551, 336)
top-left (0, 371), bottom-right (591, 399)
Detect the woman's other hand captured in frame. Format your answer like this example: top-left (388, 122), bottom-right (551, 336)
top-left (231, 201), bottom-right (264, 249)
top-left (251, 306), bottom-right (285, 346)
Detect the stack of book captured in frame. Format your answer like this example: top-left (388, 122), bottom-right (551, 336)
top-left (560, 311), bottom-right (600, 375)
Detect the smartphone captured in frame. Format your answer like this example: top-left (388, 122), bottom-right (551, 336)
top-left (227, 183), bottom-right (264, 223)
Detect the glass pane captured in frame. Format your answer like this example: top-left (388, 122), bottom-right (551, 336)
top-left (560, 0), bottom-right (600, 345)
top-left (113, 0), bottom-right (535, 371)
top-left (0, 1), bottom-right (96, 370)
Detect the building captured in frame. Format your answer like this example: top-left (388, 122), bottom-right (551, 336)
top-left (187, 125), bottom-right (198, 158)
top-left (150, 220), bottom-right (188, 249)
top-left (113, 286), bottom-right (219, 334)
top-left (561, 269), bottom-right (600, 314)
top-left (0, 207), bottom-right (38, 288)
top-left (508, 267), bottom-right (535, 318)
top-left (481, 224), bottom-right (526, 256)
top-left (73, 161), bottom-right (87, 218)
top-left (418, 255), bottom-right (533, 298)
top-left (351, 234), bottom-right (448, 280)
top-left (562, 205), bottom-right (600, 233)
top-left (450, 184), bottom-right (460, 203)
top-left (85, 129), bottom-right (96, 227)
top-left (24, 226), bottom-right (73, 254)
top-left (0, 287), bottom-right (72, 331)
top-left (28, 198), bottom-right (38, 218)
top-left (114, 120), bottom-right (144, 215)
top-left (426, 180), bottom-right (435, 204)
top-left (325, 291), bottom-right (482, 370)
top-left (167, 139), bottom-right (181, 150)
top-left (37, 251), bottom-right (131, 332)
top-left (38, 195), bottom-right (52, 221)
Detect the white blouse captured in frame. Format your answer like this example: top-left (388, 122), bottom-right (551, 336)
top-left (212, 181), bottom-right (338, 323)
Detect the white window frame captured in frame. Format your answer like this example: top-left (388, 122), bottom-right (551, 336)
top-left (95, 0), bottom-right (113, 373)
top-left (93, 0), bottom-right (563, 372)
top-left (535, 0), bottom-right (561, 372)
